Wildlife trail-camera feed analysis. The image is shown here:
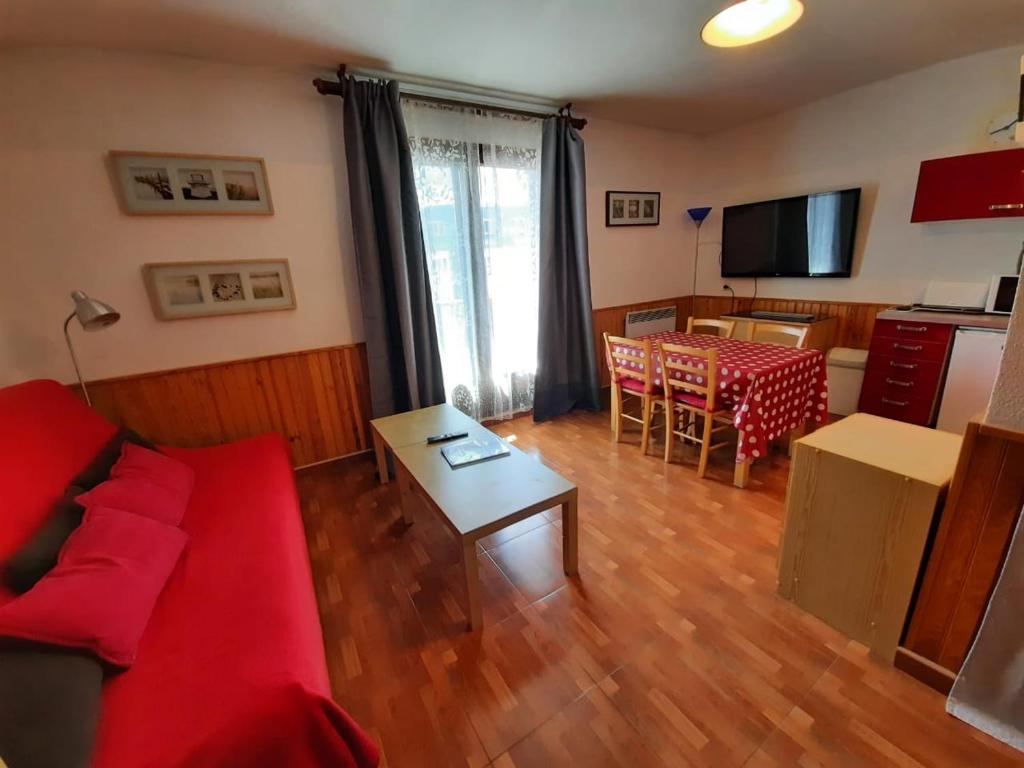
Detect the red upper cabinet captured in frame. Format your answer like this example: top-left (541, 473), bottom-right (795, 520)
top-left (911, 147), bottom-right (1024, 223)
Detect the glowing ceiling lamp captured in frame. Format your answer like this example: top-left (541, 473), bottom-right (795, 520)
top-left (701, 0), bottom-right (804, 48)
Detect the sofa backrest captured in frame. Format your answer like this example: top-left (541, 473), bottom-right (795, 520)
top-left (0, 380), bottom-right (117, 560)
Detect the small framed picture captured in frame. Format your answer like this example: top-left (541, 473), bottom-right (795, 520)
top-left (606, 191), bottom-right (660, 226)
top-left (143, 259), bottom-right (295, 320)
top-left (111, 152), bottom-right (273, 215)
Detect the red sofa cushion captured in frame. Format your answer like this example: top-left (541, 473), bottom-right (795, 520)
top-left (0, 507), bottom-right (186, 667)
top-left (111, 443), bottom-right (195, 499)
top-left (0, 381), bottom-right (116, 570)
top-left (75, 444), bottom-right (195, 526)
top-left (76, 478), bottom-right (186, 527)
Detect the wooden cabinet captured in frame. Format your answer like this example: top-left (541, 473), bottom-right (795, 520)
top-left (911, 148), bottom-right (1024, 223)
top-left (897, 420), bottom-right (1024, 692)
top-left (778, 414), bottom-right (961, 661)
top-left (859, 318), bottom-right (953, 426)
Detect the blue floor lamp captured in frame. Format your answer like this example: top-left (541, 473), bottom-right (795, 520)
top-left (687, 207), bottom-right (712, 305)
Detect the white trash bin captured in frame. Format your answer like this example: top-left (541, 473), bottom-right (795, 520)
top-left (826, 347), bottom-right (869, 416)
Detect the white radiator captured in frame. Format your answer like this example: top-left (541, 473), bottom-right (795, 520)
top-left (624, 306), bottom-right (677, 338)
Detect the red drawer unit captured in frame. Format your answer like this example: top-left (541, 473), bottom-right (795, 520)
top-left (868, 335), bottom-right (952, 365)
top-left (871, 318), bottom-right (954, 344)
top-left (859, 319), bottom-right (953, 426)
top-left (859, 390), bottom-right (937, 426)
top-left (911, 148), bottom-right (1024, 223)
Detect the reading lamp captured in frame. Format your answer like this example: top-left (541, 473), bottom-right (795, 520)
top-left (64, 290), bottom-right (120, 406)
top-left (687, 207), bottom-right (713, 301)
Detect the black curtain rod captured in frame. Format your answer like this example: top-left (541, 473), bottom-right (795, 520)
top-left (312, 74), bottom-right (587, 130)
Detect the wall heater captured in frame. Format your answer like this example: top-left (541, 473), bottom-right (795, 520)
top-left (623, 306), bottom-right (677, 338)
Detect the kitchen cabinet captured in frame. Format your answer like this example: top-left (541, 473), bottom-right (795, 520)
top-left (778, 414), bottom-right (962, 661)
top-left (911, 148), bottom-right (1024, 223)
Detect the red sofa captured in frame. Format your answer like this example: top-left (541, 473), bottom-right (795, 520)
top-left (0, 380), bottom-right (379, 768)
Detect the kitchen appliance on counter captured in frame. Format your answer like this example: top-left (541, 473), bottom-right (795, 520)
top-left (986, 274), bottom-right (1019, 315)
top-left (936, 328), bottom-right (1007, 434)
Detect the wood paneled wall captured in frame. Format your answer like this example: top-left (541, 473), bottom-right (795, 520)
top-left (82, 294), bottom-right (890, 463)
top-left (592, 296), bottom-right (693, 386)
top-left (592, 294), bottom-right (891, 385)
top-left (899, 421), bottom-right (1024, 689)
top-left (85, 344), bottom-right (371, 468)
top-left (691, 295), bottom-right (891, 350)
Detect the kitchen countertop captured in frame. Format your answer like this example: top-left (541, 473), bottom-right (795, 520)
top-left (877, 308), bottom-right (1010, 330)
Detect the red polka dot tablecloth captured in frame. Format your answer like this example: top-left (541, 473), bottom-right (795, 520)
top-left (613, 331), bottom-right (829, 463)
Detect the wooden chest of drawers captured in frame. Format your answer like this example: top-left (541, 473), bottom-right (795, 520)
top-left (858, 318), bottom-right (953, 426)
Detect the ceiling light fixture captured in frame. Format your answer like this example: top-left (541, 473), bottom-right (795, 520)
top-left (701, 0), bottom-right (804, 48)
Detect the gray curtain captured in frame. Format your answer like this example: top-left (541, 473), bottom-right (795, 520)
top-left (533, 115), bottom-right (600, 422)
top-left (342, 78), bottom-right (446, 417)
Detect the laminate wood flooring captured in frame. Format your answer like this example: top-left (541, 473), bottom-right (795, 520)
top-left (297, 410), bottom-right (1019, 767)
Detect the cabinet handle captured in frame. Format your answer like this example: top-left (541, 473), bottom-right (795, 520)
top-left (889, 360), bottom-right (918, 370)
top-left (893, 343), bottom-right (923, 352)
top-left (882, 397), bottom-right (908, 407)
top-left (988, 203), bottom-right (1024, 211)
top-left (886, 378), bottom-right (914, 388)
top-left (896, 324), bottom-right (928, 332)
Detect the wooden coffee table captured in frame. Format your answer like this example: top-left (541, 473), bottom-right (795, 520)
top-left (370, 405), bottom-right (578, 630)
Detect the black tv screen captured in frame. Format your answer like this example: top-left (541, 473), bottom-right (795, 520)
top-left (721, 188), bottom-right (860, 278)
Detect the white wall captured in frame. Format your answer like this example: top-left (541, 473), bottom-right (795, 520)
top-left (691, 46), bottom-right (1024, 305)
top-left (0, 48), bottom-right (363, 386)
top-left (0, 48), bottom-right (697, 386)
top-left (584, 117), bottom-right (699, 307)
top-left (4, 45), bottom-right (1023, 388)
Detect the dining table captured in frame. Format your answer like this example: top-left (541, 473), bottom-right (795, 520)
top-left (614, 330), bottom-right (829, 487)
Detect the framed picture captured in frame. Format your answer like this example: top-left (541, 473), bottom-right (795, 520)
top-left (606, 190), bottom-right (660, 226)
top-left (143, 259), bottom-right (295, 320)
top-left (111, 152), bottom-right (273, 215)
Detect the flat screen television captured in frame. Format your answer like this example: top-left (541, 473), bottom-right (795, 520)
top-left (721, 188), bottom-right (860, 278)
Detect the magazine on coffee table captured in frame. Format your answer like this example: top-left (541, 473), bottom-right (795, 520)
top-left (441, 435), bottom-right (511, 469)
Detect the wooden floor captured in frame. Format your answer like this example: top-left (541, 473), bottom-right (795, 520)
top-left (297, 410), bottom-right (1020, 768)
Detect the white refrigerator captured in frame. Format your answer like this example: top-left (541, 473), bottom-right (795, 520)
top-left (936, 328), bottom-right (1007, 434)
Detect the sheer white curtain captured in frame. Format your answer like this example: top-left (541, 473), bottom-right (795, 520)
top-left (403, 98), bottom-right (542, 421)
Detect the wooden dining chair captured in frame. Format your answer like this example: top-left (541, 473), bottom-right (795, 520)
top-left (750, 322), bottom-right (809, 349)
top-left (658, 342), bottom-right (734, 478)
top-left (686, 317), bottom-right (736, 338)
top-left (603, 333), bottom-right (664, 454)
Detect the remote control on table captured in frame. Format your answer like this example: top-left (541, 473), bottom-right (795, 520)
top-left (426, 431), bottom-right (469, 444)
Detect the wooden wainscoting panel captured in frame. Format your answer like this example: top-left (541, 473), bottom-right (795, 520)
top-left (592, 296), bottom-right (693, 386)
top-left (84, 344), bottom-right (371, 467)
top-left (901, 420), bottom-right (1024, 679)
top-left (692, 295), bottom-right (891, 350)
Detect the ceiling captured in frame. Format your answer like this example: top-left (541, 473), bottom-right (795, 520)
top-left (2, 0), bottom-right (1022, 133)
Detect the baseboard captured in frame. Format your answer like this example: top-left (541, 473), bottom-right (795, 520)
top-left (894, 646), bottom-right (956, 694)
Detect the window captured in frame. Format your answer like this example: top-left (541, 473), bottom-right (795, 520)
top-left (404, 99), bottom-right (542, 421)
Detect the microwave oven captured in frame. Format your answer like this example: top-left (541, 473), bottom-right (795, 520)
top-left (987, 274), bottom-right (1019, 314)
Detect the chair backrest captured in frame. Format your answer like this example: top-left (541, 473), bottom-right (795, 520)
top-left (657, 342), bottom-right (718, 411)
top-left (686, 317), bottom-right (735, 338)
top-left (604, 333), bottom-right (656, 393)
top-left (750, 322), bottom-right (809, 348)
